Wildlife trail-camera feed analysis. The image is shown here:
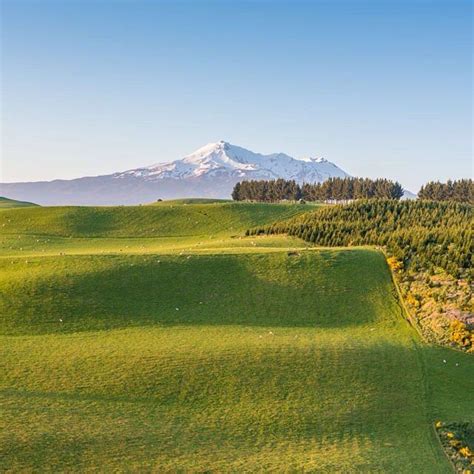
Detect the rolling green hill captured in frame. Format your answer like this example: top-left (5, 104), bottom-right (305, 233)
top-left (151, 198), bottom-right (231, 205)
top-left (0, 201), bottom-right (310, 238)
top-left (0, 200), bottom-right (472, 471)
top-left (0, 196), bottom-right (38, 208)
top-left (0, 201), bottom-right (313, 258)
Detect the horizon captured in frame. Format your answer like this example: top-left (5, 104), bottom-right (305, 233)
top-left (1, 0), bottom-right (472, 191)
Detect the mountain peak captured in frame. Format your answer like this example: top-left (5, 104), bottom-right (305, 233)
top-left (187, 140), bottom-right (230, 157)
top-left (208, 139), bottom-right (228, 147)
top-left (1, 141), bottom-right (351, 205)
top-left (205, 139), bottom-right (229, 148)
top-left (117, 141), bottom-right (349, 183)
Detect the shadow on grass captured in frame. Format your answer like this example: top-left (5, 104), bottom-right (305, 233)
top-left (1, 250), bottom-right (396, 335)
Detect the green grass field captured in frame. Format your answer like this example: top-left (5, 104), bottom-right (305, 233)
top-left (1, 200), bottom-right (472, 471)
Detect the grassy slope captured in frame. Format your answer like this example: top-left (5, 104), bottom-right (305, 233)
top-left (0, 196), bottom-right (38, 208)
top-left (0, 201), bottom-right (312, 257)
top-left (1, 201), bottom-right (472, 471)
top-left (0, 201), bottom-right (311, 238)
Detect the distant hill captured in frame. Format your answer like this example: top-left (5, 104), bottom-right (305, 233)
top-left (0, 196), bottom-right (38, 208)
top-left (0, 141), bottom-right (349, 206)
top-left (0, 200), bottom-right (310, 238)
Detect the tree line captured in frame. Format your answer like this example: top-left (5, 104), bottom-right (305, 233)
top-left (418, 179), bottom-right (473, 204)
top-left (247, 200), bottom-right (472, 278)
top-left (232, 177), bottom-right (404, 202)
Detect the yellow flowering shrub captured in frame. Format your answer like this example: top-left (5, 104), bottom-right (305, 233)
top-left (437, 422), bottom-right (474, 472)
top-left (387, 256), bottom-right (403, 272)
top-left (450, 320), bottom-right (473, 351)
top-left (460, 446), bottom-right (473, 458)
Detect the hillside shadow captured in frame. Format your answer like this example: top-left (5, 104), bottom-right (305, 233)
top-left (1, 251), bottom-right (396, 336)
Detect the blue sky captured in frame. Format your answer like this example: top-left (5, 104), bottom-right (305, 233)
top-left (1, 0), bottom-right (472, 191)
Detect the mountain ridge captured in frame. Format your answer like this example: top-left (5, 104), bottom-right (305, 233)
top-left (0, 141), bottom-right (352, 205)
top-left (114, 141), bottom-right (349, 182)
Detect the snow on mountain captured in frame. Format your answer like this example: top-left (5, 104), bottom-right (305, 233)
top-left (115, 141), bottom-right (349, 183)
top-left (0, 141), bottom-right (351, 205)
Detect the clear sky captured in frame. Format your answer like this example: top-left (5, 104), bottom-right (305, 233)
top-left (1, 0), bottom-right (472, 191)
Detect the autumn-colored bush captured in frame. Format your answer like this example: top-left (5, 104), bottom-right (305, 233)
top-left (436, 422), bottom-right (474, 472)
top-left (387, 256), bottom-right (403, 272)
top-left (450, 321), bottom-right (474, 352)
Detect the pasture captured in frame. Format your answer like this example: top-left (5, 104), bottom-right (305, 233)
top-left (1, 200), bottom-right (472, 471)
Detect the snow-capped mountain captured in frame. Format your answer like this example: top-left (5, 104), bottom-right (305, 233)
top-left (115, 141), bottom-right (348, 183)
top-left (0, 141), bottom-right (350, 205)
